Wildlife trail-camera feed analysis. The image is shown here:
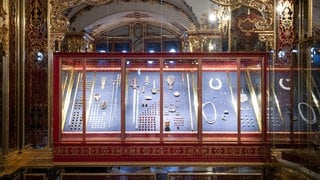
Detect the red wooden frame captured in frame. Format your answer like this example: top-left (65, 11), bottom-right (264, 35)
top-left (53, 52), bottom-right (270, 163)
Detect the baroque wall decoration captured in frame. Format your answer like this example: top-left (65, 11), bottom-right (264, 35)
top-left (0, 2), bottom-right (8, 56)
top-left (211, 0), bottom-right (273, 31)
top-left (231, 7), bottom-right (266, 51)
top-left (25, 0), bottom-right (48, 148)
top-left (277, 0), bottom-right (295, 63)
top-left (211, 0), bottom-right (274, 49)
top-left (8, 0), bottom-right (18, 151)
top-left (49, 0), bottom-right (198, 50)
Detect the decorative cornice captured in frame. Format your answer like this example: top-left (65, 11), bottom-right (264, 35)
top-left (212, 0), bottom-right (273, 30)
top-left (49, 0), bottom-right (199, 50)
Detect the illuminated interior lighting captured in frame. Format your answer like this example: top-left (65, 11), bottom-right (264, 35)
top-left (208, 13), bottom-right (217, 23)
top-left (277, 3), bottom-right (285, 13)
top-left (278, 50), bottom-right (285, 58)
top-left (169, 48), bottom-right (176, 53)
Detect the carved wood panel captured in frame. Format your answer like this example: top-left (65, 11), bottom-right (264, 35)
top-left (25, 0), bottom-right (48, 148)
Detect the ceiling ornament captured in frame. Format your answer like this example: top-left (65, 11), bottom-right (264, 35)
top-left (49, 0), bottom-right (198, 50)
top-left (123, 12), bottom-right (151, 19)
top-left (211, 0), bottom-right (273, 31)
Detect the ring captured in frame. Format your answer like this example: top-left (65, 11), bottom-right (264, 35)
top-left (202, 101), bottom-right (217, 124)
top-left (298, 102), bottom-right (316, 124)
top-left (209, 78), bottom-right (222, 90)
top-left (279, 78), bottom-right (291, 90)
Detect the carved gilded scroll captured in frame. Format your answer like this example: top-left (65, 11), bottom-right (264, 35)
top-left (212, 0), bottom-right (273, 31)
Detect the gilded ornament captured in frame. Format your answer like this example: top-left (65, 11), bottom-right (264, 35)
top-left (212, 0), bottom-right (273, 30)
top-left (0, 5), bottom-right (8, 56)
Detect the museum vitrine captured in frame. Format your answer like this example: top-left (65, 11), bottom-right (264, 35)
top-left (53, 52), bottom-right (270, 162)
top-left (267, 64), bottom-right (320, 144)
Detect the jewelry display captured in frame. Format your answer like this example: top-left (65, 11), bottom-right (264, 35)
top-left (151, 80), bottom-right (157, 94)
top-left (186, 73), bottom-right (194, 131)
top-left (164, 121), bottom-right (170, 131)
top-left (174, 117), bottom-right (184, 128)
top-left (209, 77), bottom-right (222, 90)
top-left (279, 78), bottom-right (291, 90)
top-left (108, 79), bottom-right (116, 127)
top-left (145, 75), bottom-right (150, 84)
top-left (142, 85), bottom-right (145, 93)
top-left (109, 74), bottom-right (121, 128)
top-left (135, 90), bottom-right (140, 130)
top-left (168, 105), bottom-right (176, 113)
top-left (240, 89), bottom-right (248, 102)
top-left (67, 74), bottom-right (82, 127)
top-left (173, 91), bottom-right (180, 97)
top-left (298, 102), bottom-right (316, 124)
top-left (145, 95), bottom-right (152, 100)
top-left (94, 93), bottom-right (101, 101)
top-left (136, 102), bottom-right (158, 131)
top-left (167, 75), bottom-right (175, 90)
top-left (100, 100), bottom-right (107, 110)
top-left (114, 74), bottom-right (121, 112)
top-left (131, 77), bottom-right (138, 126)
top-left (202, 102), bottom-right (217, 124)
top-left (101, 76), bottom-right (107, 89)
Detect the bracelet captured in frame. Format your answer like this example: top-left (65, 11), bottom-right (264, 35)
top-left (209, 78), bottom-right (222, 90)
top-left (298, 102), bottom-right (316, 124)
top-left (202, 101), bottom-right (217, 124)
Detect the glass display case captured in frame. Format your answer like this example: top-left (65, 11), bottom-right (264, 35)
top-left (268, 65), bottom-right (320, 143)
top-left (53, 52), bottom-right (270, 162)
top-left (201, 56), bottom-right (265, 142)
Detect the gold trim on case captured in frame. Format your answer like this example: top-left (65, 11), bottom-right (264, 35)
top-left (245, 70), bottom-right (261, 131)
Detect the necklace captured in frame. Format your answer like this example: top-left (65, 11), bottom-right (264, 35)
top-left (202, 101), bottom-right (217, 124)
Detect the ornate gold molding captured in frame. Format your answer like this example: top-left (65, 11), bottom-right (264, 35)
top-left (212, 0), bottom-right (273, 31)
top-left (0, 2), bottom-right (8, 56)
top-left (48, 0), bottom-right (199, 51)
top-left (258, 31), bottom-right (274, 49)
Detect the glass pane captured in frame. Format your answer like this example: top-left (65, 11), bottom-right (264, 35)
top-left (163, 59), bottom-right (198, 139)
top-left (61, 58), bottom-right (85, 139)
top-left (84, 59), bottom-right (122, 134)
top-left (202, 59), bottom-right (237, 133)
top-left (268, 68), bottom-right (290, 132)
top-left (293, 70), bottom-right (318, 132)
top-left (240, 59), bottom-right (262, 133)
top-left (125, 59), bottom-right (160, 139)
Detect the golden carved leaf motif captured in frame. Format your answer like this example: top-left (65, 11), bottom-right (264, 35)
top-left (238, 16), bottom-right (256, 36)
top-left (212, 0), bottom-right (273, 30)
top-left (0, 5), bottom-right (8, 56)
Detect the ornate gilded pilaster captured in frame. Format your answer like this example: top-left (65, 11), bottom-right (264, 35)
top-left (25, 0), bottom-right (49, 149)
top-left (187, 33), bottom-right (206, 52)
top-left (0, 1), bottom-right (8, 56)
top-left (49, 0), bottom-right (112, 51)
top-left (277, 0), bottom-right (295, 63)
